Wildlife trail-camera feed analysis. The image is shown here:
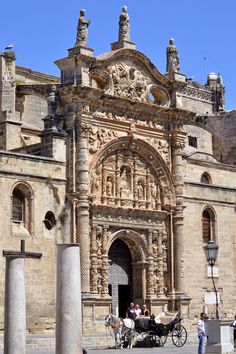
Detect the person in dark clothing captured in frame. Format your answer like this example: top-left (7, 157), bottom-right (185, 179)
top-left (126, 302), bottom-right (136, 319)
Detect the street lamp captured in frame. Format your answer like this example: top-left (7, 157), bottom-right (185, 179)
top-left (203, 240), bottom-right (219, 319)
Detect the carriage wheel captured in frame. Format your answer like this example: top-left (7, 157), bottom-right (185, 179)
top-left (172, 324), bottom-right (187, 347)
top-left (147, 331), bottom-right (157, 348)
top-left (156, 334), bottom-right (167, 347)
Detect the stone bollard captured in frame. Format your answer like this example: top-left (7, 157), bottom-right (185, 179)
top-left (3, 240), bottom-right (42, 354)
top-left (206, 319), bottom-right (234, 354)
top-left (4, 257), bottom-right (26, 354)
top-left (56, 244), bottom-right (82, 354)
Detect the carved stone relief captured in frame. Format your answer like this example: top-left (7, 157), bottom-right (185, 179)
top-left (90, 148), bottom-right (168, 210)
top-left (2, 53), bottom-right (15, 89)
top-left (106, 62), bottom-right (150, 102)
top-left (143, 137), bottom-right (170, 165)
top-left (87, 126), bottom-right (118, 153)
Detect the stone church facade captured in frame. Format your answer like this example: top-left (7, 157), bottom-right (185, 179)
top-left (0, 7), bottom-right (236, 343)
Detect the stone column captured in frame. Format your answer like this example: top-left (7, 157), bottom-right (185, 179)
top-left (56, 244), bottom-right (82, 354)
top-left (90, 226), bottom-right (98, 294)
top-left (4, 257), bottom-right (26, 354)
top-left (157, 230), bottom-right (164, 295)
top-left (101, 226), bottom-right (109, 297)
top-left (171, 133), bottom-right (185, 295)
top-left (146, 231), bottom-right (154, 298)
top-left (76, 121), bottom-right (90, 294)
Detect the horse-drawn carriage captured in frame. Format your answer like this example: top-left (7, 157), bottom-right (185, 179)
top-left (105, 312), bottom-right (187, 349)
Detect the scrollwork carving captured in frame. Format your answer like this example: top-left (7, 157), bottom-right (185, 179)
top-left (88, 126), bottom-right (118, 153)
top-left (106, 62), bottom-right (150, 102)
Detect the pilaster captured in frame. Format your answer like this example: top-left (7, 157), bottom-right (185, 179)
top-left (76, 121), bottom-right (90, 295)
top-left (171, 130), bottom-right (191, 310)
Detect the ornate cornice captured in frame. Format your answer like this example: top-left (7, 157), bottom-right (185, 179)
top-left (59, 85), bottom-right (196, 124)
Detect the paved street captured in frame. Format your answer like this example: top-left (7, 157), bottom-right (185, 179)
top-left (86, 344), bottom-right (197, 354)
top-left (0, 344), bottom-right (197, 354)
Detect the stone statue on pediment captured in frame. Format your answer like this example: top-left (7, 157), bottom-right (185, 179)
top-left (75, 9), bottom-right (91, 47)
top-left (166, 38), bottom-right (180, 73)
top-left (119, 6), bottom-right (130, 42)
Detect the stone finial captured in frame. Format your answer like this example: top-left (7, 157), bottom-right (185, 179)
top-left (75, 9), bottom-right (91, 47)
top-left (119, 6), bottom-right (130, 42)
top-left (166, 38), bottom-right (180, 73)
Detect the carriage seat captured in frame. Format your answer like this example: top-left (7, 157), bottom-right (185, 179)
top-left (134, 317), bottom-right (153, 331)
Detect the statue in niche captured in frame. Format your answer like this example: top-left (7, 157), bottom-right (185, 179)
top-left (149, 179), bottom-right (161, 209)
top-left (137, 181), bottom-right (144, 200)
top-left (120, 166), bottom-right (132, 199)
top-left (106, 176), bottom-right (113, 197)
top-left (75, 9), bottom-right (91, 47)
top-left (91, 169), bottom-right (101, 194)
top-left (119, 6), bottom-right (130, 42)
top-left (166, 38), bottom-right (180, 73)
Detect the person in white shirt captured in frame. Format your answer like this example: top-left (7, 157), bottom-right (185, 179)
top-left (230, 315), bottom-right (236, 346)
top-left (194, 313), bottom-right (205, 354)
top-left (134, 304), bottom-right (142, 318)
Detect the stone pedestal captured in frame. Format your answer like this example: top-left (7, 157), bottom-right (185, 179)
top-left (111, 40), bottom-right (136, 50)
top-left (56, 244), bottom-right (82, 354)
top-left (68, 46), bottom-right (94, 57)
top-left (206, 320), bottom-right (234, 354)
top-left (4, 257), bottom-right (26, 354)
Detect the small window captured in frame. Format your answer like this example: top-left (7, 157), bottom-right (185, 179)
top-left (188, 136), bottom-right (197, 148)
top-left (12, 183), bottom-right (32, 233)
top-left (202, 208), bottom-right (215, 243)
top-left (202, 210), bottom-right (211, 243)
top-left (201, 172), bottom-right (212, 184)
top-left (43, 211), bottom-right (56, 230)
top-left (12, 189), bottom-right (25, 223)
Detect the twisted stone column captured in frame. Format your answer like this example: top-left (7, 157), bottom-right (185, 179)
top-left (101, 226), bottom-right (109, 297)
top-left (146, 231), bottom-right (154, 298)
top-left (90, 226), bottom-right (98, 294)
top-left (171, 133), bottom-right (185, 294)
top-left (157, 230), bottom-right (164, 295)
top-left (76, 121), bottom-right (90, 294)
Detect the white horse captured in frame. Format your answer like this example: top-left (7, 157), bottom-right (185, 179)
top-left (105, 314), bottom-right (135, 348)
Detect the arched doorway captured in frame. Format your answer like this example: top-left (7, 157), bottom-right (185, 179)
top-left (108, 239), bottom-right (132, 318)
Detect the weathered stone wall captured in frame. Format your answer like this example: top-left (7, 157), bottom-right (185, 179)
top-left (183, 159), bottom-right (236, 318)
top-left (206, 110), bottom-right (236, 165)
top-left (183, 124), bottom-right (213, 156)
top-left (16, 94), bottom-right (47, 130)
top-left (0, 151), bottom-right (68, 331)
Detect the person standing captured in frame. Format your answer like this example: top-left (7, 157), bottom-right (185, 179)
top-left (194, 313), bottom-right (206, 354)
top-left (230, 315), bottom-right (236, 346)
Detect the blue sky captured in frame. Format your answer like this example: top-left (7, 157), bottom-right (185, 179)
top-left (1, 0), bottom-right (235, 110)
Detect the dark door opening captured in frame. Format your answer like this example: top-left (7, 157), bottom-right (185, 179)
top-left (118, 284), bottom-right (131, 318)
top-left (109, 239), bottom-right (132, 316)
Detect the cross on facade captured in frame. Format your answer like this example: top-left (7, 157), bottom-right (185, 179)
top-left (3, 239), bottom-right (42, 259)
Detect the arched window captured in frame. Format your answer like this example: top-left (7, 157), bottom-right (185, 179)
top-left (12, 183), bottom-right (32, 233)
top-left (201, 172), bottom-right (212, 184)
top-left (12, 189), bottom-right (25, 223)
top-left (202, 208), bottom-right (215, 243)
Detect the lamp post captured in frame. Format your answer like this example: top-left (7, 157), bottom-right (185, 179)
top-left (203, 240), bottom-right (219, 319)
